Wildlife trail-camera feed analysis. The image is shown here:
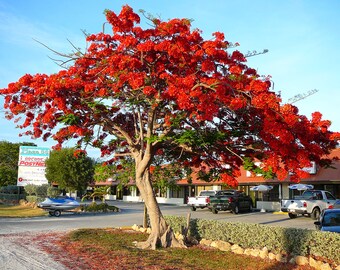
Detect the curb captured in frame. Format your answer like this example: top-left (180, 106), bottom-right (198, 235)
top-left (273, 211), bottom-right (288, 215)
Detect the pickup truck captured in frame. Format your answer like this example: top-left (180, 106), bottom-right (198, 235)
top-left (281, 190), bottom-right (337, 220)
top-left (207, 190), bottom-right (253, 214)
top-left (187, 190), bottom-right (220, 211)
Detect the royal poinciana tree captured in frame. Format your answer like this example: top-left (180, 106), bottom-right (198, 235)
top-left (1, 6), bottom-right (339, 248)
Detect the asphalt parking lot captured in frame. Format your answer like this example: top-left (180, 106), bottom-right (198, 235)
top-left (0, 201), bottom-right (317, 235)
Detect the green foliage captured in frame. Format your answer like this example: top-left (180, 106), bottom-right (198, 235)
top-left (0, 193), bottom-right (25, 202)
top-left (35, 184), bottom-right (49, 196)
top-left (25, 196), bottom-right (38, 203)
top-left (24, 184), bottom-right (37, 196)
top-left (80, 202), bottom-right (119, 212)
top-left (24, 184), bottom-right (48, 197)
top-left (45, 148), bottom-right (95, 193)
top-left (81, 186), bottom-right (111, 202)
top-left (151, 163), bottom-right (183, 195)
top-left (115, 158), bottom-right (135, 184)
top-left (94, 164), bottom-right (115, 182)
top-left (1, 185), bottom-right (19, 194)
top-left (47, 186), bottom-right (62, 198)
top-left (165, 216), bottom-right (340, 264)
top-left (243, 157), bottom-right (274, 179)
top-left (58, 114), bottom-right (80, 125)
top-left (0, 141), bottom-right (36, 186)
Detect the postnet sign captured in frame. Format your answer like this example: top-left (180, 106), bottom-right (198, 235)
top-left (17, 146), bottom-right (50, 186)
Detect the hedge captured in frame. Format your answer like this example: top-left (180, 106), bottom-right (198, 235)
top-left (165, 216), bottom-right (340, 265)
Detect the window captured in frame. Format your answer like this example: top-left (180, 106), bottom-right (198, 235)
top-left (169, 187), bottom-right (184, 198)
top-left (326, 192), bottom-right (336, 200)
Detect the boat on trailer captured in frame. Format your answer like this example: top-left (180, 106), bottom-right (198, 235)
top-left (38, 196), bottom-right (80, 217)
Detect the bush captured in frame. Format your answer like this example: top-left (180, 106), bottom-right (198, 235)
top-left (165, 216), bottom-right (340, 265)
top-left (47, 186), bottom-right (61, 198)
top-left (0, 193), bottom-right (25, 202)
top-left (35, 184), bottom-right (49, 197)
top-left (1, 185), bottom-right (19, 194)
top-left (80, 202), bottom-right (120, 213)
top-left (24, 184), bottom-right (37, 196)
top-left (26, 196), bottom-right (45, 203)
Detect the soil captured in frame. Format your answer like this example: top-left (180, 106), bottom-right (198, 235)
top-left (0, 231), bottom-right (82, 270)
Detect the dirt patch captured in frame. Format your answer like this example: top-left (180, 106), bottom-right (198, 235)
top-left (0, 232), bottom-right (68, 270)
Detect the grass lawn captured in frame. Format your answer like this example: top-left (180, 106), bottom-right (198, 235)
top-left (0, 204), bottom-right (46, 217)
top-left (43, 228), bottom-right (314, 270)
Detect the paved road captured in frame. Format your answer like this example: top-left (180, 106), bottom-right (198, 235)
top-left (0, 201), bottom-right (317, 234)
top-left (0, 201), bottom-right (319, 270)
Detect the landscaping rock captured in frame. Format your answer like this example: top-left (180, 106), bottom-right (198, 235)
top-left (275, 253), bottom-right (287, 263)
top-left (199, 238), bottom-right (212, 246)
top-left (139, 227), bottom-right (147, 233)
top-left (244, 248), bottom-right (252, 256)
top-left (294, 255), bottom-right (309, 266)
top-left (218, 241), bottom-right (232, 252)
top-left (268, 252), bottom-right (276, 260)
top-left (231, 244), bottom-right (244, 255)
top-left (319, 262), bottom-right (332, 270)
top-left (131, 224), bottom-right (139, 231)
top-left (309, 257), bottom-right (324, 270)
top-left (210, 240), bottom-right (222, 249)
top-left (250, 249), bottom-right (260, 257)
top-left (259, 247), bottom-right (268, 259)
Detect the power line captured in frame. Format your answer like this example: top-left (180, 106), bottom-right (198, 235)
top-left (287, 89), bottom-right (319, 104)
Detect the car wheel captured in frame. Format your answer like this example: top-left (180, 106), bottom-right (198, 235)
top-left (288, 213), bottom-right (297, 219)
top-left (54, 210), bottom-right (61, 217)
top-left (212, 208), bottom-right (218, 214)
top-left (232, 205), bottom-right (239, 214)
top-left (248, 203), bottom-right (253, 212)
top-left (311, 208), bottom-right (320, 220)
top-left (191, 206), bottom-right (196, 211)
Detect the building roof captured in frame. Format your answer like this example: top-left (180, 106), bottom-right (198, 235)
top-left (177, 148), bottom-right (340, 186)
top-left (93, 148), bottom-right (340, 186)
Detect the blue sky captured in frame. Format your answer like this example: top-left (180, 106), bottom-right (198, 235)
top-left (1, 0), bottom-right (340, 156)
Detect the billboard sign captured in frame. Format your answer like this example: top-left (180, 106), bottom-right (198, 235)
top-left (17, 146), bottom-right (50, 186)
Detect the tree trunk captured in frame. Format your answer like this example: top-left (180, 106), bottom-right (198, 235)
top-left (143, 204), bottom-right (148, 228)
top-left (135, 170), bottom-right (185, 250)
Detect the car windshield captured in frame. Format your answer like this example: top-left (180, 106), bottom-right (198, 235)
top-left (323, 212), bottom-right (340, 226)
top-left (200, 191), bottom-right (216, 196)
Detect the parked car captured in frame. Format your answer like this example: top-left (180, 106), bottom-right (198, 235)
top-left (331, 199), bottom-right (340, 209)
top-left (314, 209), bottom-right (340, 233)
top-left (281, 190), bottom-right (337, 220)
top-left (187, 190), bottom-right (220, 211)
top-left (207, 190), bottom-right (253, 214)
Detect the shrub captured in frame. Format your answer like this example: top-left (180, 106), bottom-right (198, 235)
top-left (35, 184), bottom-right (49, 197)
top-left (165, 216), bottom-right (340, 265)
top-left (80, 202), bottom-right (119, 213)
top-left (26, 196), bottom-right (38, 203)
top-left (24, 184), bottom-right (37, 196)
top-left (47, 186), bottom-right (61, 198)
top-left (1, 185), bottom-right (19, 194)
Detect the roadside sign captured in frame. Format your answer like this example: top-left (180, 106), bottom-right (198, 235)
top-left (17, 146), bottom-right (50, 186)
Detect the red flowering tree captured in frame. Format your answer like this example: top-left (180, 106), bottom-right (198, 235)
top-left (1, 6), bottom-right (339, 248)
